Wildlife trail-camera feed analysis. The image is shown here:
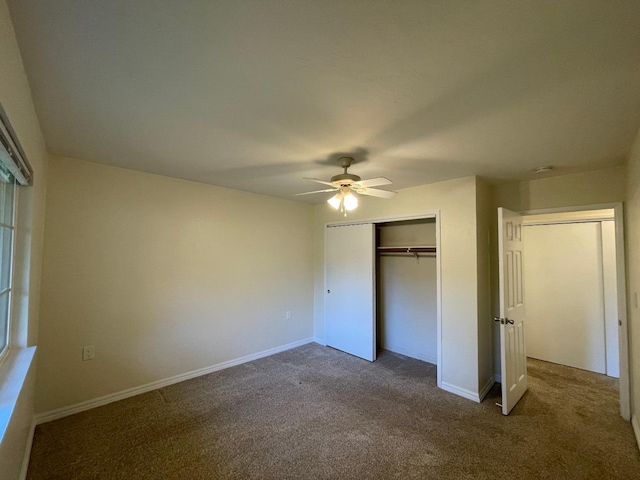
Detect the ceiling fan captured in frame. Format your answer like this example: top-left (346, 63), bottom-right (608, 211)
top-left (296, 156), bottom-right (397, 215)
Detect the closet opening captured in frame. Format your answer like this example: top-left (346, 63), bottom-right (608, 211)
top-left (376, 217), bottom-right (438, 368)
top-left (324, 213), bottom-right (441, 384)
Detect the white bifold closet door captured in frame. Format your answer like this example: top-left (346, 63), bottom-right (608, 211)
top-left (324, 223), bottom-right (376, 361)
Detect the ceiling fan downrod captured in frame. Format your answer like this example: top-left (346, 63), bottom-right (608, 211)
top-left (331, 157), bottom-right (361, 185)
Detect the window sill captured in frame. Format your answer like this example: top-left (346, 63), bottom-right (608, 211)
top-left (0, 346), bottom-right (36, 443)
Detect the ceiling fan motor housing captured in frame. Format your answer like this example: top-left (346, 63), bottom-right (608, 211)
top-left (331, 173), bottom-right (361, 186)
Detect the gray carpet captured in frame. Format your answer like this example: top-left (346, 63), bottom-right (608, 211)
top-left (27, 343), bottom-right (640, 479)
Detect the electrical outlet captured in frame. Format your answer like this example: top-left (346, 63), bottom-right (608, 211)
top-left (82, 345), bottom-right (95, 361)
top-left (285, 310), bottom-right (292, 320)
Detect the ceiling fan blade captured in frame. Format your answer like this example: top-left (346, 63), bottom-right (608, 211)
top-left (294, 188), bottom-right (337, 196)
top-left (303, 177), bottom-right (335, 187)
top-left (357, 187), bottom-right (397, 199)
top-left (354, 177), bottom-right (393, 188)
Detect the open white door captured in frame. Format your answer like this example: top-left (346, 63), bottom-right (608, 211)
top-left (325, 223), bottom-right (376, 361)
top-left (497, 207), bottom-right (528, 415)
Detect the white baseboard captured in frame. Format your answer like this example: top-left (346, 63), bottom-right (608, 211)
top-left (414, 354), bottom-right (437, 365)
top-left (439, 376), bottom-right (495, 403)
top-left (35, 337), bottom-right (314, 425)
top-left (382, 344), bottom-right (437, 365)
top-left (439, 381), bottom-right (481, 403)
top-left (479, 377), bottom-right (495, 402)
top-left (19, 417), bottom-right (36, 480)
top-left (313, 336), bottom-right (326, 346)
top-left (632, 415), bottom-right (640, 452)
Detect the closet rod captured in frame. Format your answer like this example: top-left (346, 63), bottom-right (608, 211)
top-left (376, 246), bottom-right (436, 254)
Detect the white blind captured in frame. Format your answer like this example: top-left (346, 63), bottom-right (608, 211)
top-left (0, 104), bottom-right (32, 186)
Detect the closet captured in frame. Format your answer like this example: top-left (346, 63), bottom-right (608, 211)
top-left (376, 218), bottom-right (437, 364)
top-left (324, 216), bottom-right (439, 366)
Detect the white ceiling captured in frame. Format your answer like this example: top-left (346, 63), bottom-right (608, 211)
top-left (8, 0), bottom-right (640, 202)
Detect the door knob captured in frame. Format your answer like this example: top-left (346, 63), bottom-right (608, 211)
top-left (493, 317), bottom-right (514, 325)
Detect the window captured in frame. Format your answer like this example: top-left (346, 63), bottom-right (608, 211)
top-left (0, 104), bottom-right (32, 362)
top-left (0, 166), bottom-right (16, 359)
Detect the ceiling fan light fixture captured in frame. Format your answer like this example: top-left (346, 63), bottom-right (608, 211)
top-left (343, 191), bottom-right (358, 211)
top-left (327, 193), bottom-right (343, 209)
top-left (300, 157), bottom-right (396, 216)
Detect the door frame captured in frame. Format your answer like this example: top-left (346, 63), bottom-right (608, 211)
top-left (519, 202), bottom-right (630, 421)
top-left (323, 211), bottom-right (442, 386)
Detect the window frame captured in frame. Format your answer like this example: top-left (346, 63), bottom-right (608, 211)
top-left (0, 103), bottom-right (32, 365)
top-left (0, 170), bottom-right (17, 363)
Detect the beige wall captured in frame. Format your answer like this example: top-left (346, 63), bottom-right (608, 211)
top-left (36, 156), bottom-right (314, 413)
top-left (314, 176), bottom-right (483, 398)
top-left (626, 130), bottom-right (640, 432)
top-left (0, 0), bottom-right (49, 478)
top-left (494, 166), bottom-right (626, 212)
top-left (476, 178), bottom-right (493, 393)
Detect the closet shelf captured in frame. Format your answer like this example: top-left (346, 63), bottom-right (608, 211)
top-left (377, 246), bottom-right (436, 255)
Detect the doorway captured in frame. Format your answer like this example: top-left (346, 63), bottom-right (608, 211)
top-left (520, 204), bottom-right (629, 420)
top-left (523, 209), bottom-right (618, 377)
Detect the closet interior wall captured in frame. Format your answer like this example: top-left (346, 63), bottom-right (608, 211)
top-left (376, 218), bottom-right (437, 364)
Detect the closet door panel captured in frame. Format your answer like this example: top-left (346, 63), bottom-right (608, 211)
top-left (524, 222), bottom-right (607, 374)
top-left (325, 224), bottom-right (376, 361)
